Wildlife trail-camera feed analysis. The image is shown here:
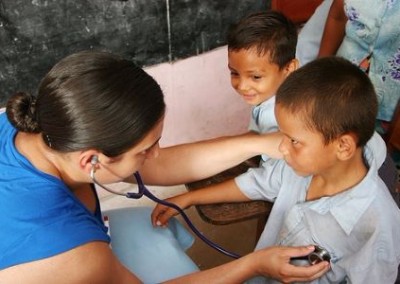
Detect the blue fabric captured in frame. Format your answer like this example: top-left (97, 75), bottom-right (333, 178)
top-left (248, 97), bottom-right (278, 164)
top-left (237, 133), bottom-right (400, 283)
top-left (248, 97), bottom-right (278, 134)
top-left (104, 207), bottom-right (199, 283)
top-left (0, 113), bottom-right (110, 269)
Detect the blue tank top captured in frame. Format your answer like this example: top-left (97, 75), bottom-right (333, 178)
top-left (0, 113), bottom-right (110, 269)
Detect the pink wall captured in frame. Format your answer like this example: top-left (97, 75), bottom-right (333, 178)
top-left (146, 46), bottom-right (251, 147)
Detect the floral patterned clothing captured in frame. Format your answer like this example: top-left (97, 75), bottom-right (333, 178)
top-left (338, 0), bottom-right (400, 121)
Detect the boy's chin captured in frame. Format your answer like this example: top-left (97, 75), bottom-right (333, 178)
top-left (286, 162), bottom-right (312, 177)
top-left (292, 169), bottom-right (312, 177)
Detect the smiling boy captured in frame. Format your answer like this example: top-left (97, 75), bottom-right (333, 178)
top-left (227, 11), bottom-right (298, 163)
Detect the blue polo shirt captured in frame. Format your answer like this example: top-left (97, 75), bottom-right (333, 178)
top-left (0, 113), bottom-right (110, 269)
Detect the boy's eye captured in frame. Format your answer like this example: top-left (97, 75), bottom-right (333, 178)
top-left (252, 75), bottom-right (262, 80)
top-left (291, 139), bottom-right (299, 145)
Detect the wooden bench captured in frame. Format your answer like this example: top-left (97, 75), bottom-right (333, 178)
top-left (185, 157), bottom-right (273, 240)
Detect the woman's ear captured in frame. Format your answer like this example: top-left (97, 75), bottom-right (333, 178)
top-left (79, 150), bottom-right (102, 174)
top-left (336, 134), bottom-right (357, 161)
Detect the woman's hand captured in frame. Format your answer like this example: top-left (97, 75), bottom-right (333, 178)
top-left (250, 246), bottom-right (330, 283)
top-left (167, 245), bottom-right (330, 283)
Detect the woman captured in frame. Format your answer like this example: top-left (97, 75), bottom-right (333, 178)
top-left (0, 50), bottom-right (329, 283)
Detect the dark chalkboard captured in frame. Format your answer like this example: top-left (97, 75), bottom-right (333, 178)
top-left (170, 0), bottom-right (268, 60)
top-left (0, 0), bottom-right (269, 106)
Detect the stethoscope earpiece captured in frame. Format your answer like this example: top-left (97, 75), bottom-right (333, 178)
top-left (91, 155), bottom-right (99, 166)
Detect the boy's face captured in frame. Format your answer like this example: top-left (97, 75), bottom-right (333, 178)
top-left (275, 105), bottom-right (338, 177)
top-left (228, 48), bottom-right (294, 106)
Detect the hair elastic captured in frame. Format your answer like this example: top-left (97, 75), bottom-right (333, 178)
top-left (45, 134), bottom-right (52, 148)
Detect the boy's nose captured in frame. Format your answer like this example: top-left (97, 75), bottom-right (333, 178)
top-left (236, 79), bottom-right (249, 92)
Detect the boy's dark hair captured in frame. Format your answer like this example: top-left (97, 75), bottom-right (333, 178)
top-left (276, 57), bottom-right (377, 147)
top-left (6, 50), bottom-right (165, 157)
top-left (227, 10), bottom-right (297, 69)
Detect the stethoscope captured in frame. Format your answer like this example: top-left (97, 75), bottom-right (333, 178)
top-left (90, 156), bottom-right (332, 264)
top-left (291, 245), bottom-right (331, 264)
top-left (89, 155), bottom-right (241, 259)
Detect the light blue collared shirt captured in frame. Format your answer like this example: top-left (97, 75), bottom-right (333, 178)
top-left (248, 96), bottom-right (278, 134)
top-left (248, 96), bottom-right (278, 164)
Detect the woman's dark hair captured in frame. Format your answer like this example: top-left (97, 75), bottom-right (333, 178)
top-left (276, 57), bottom-right (377, 147)
top-left (6, 50), bottom-right (166, 157)
top-left (227, 10), bottom-right (298, 69)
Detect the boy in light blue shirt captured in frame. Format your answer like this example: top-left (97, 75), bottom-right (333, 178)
top-left (227, 10), bottom-right (298, 164)
top-left (153, 57), bottom-right (400, 283)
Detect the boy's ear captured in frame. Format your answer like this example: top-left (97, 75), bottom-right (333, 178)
top-left (284, 59), bottom-right (299, 76)
top-left (336, 134), bottom-right (357, 161)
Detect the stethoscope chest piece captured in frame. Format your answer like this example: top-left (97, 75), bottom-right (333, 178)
top-left (290, 244), bottom-right (331, 265)
top-left (308, 245), bottom-right (331, 264)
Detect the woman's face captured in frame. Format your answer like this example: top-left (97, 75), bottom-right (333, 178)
top-left (97, 118), bottom-right (164, 184)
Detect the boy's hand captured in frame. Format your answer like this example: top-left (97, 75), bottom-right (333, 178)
top-left (151, 194), bottom-right (192, 227)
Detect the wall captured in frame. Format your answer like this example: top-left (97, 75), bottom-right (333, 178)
top-left (147, 46), bottom-right (251, 147)
top-left (0, 0), bottom-right (269, 105)
top-left (0, 0), bottom-right (268, 144)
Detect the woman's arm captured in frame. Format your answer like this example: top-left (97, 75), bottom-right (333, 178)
top-left (0, 242), bottom-right (329, 283)
top-left (0, 242), bottom-right (140, 284)
top-left (138, 131), bottom-right (283, 186)
top-left (317, 0), bottom-right (347, 57)
top-left (166, 246), bottom-right (330, 284)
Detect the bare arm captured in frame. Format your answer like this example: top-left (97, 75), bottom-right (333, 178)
top-left (138, 132), bottom-right (283, 186)
top-left (318, 0), bottom-right (347, 57)
top-left (165, 246), bottom-right (330, 284)
top-left (0, 240), bottom-right (329, 284)
top-left (0, 242), bottom-right (140, 284)
top-left (151, 179), bottom-right (248, 226)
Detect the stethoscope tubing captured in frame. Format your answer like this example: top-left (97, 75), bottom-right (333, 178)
top-left (90, 169), bottom-right (240, 259)
top-left (142, 188), bottom-right (240, 259)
